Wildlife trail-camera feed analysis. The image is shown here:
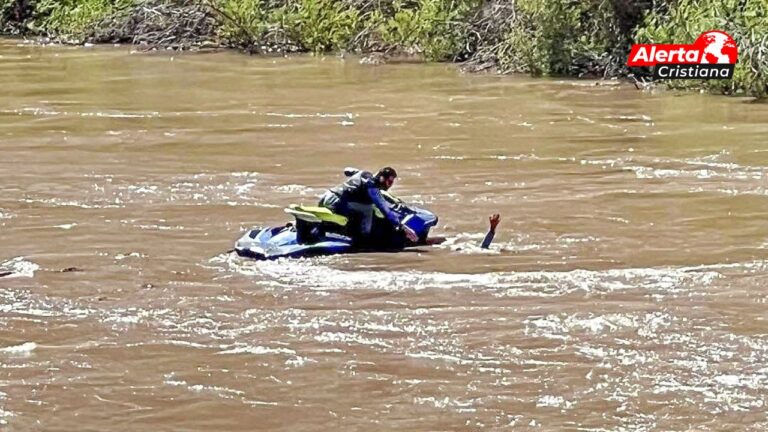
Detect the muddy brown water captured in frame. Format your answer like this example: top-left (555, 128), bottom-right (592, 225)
top-left (2, 39), bottom-right (768, 431)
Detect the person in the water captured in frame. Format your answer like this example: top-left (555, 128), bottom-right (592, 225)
top-left (319, 167), bottom-right (419, 244)
top-left (425, 213), bottom-right (500, 249)
top-left (481, 213), bottom-right (500, 248)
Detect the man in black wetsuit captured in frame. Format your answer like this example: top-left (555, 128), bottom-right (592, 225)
top-left (318, 167), bottom-right (419, 244)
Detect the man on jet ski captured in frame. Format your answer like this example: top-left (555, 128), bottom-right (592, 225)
top-left (318, 167), bottom-right (419, 244)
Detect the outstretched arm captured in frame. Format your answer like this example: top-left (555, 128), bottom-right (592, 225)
top-left (480, 214), bottom-right (500, 249)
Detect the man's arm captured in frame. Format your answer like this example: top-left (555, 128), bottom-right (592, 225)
top-left (367, 186), bottom-right (401, 226)
top-left (480, 214), bottom-right (500, 249)
top-left (366, 185), bottom-right (419, 243)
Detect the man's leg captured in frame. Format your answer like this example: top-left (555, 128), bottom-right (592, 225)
top-left (347, 202), bottom-right (374, 239)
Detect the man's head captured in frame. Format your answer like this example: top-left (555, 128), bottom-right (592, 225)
top-left (375, 167), bottom-right (397, 191)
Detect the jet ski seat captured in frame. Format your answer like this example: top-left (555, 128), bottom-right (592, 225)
top-left (285, 205), bottom-right (348, 226)
top-left (285, 205), bottom-right (350, 244)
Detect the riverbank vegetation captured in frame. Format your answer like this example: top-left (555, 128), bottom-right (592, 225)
top-left (636, 0), bottom-right (767, 98)
top-left (1, 0), bottom-right (766, 98)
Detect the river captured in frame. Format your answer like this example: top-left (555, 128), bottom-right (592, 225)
top-left (2, 39), bottom-right (768, 431)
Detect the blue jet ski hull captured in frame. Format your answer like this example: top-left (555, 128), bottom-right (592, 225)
top-left (235, 211), bottom-right (438, 260)
top-left (234, 225), bottom-right (354, 260)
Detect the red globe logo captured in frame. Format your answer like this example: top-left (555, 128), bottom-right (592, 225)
top-left (694, 30), bottom-right (738, 64)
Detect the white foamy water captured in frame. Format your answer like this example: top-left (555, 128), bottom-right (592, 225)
top-left (214, 253), bottom-right (721, 299)
top-left (0, 342), bottom-right (37, 355)
top-left (0, 257), bottom-right (40, 278)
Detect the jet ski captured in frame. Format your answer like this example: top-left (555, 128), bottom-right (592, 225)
top-left (234, 190), bottom-right (438, 260)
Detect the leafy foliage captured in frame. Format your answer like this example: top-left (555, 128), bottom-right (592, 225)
top-left (32, 0), bottom-right (134, 40)
top-left (372, 0), bottom-right (479, 61)
top-left (636, 0), bottom-right (768, 97)
top-left (214, 0), bottom-right (267, 46)
top-left (495, 0), bottom-right (640, 77)
top-left (276, 0), bottom-right (361, 53)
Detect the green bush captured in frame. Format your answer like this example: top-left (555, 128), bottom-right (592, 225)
top-left (214, 0), bottom-right (268, 46)
top-left (1, 0), bottom-right (35, 33)
top-left (496, 0), bottom-right (632, 77)
top-left (636, 0), bottom-right (768, 98)
top-left (372, 0), bottom-right (478, 61)
top-left (0, 0), bottom-right (10, 16)
top-left (0, 0), bottom-right (11, 28)
top-left (276, 0), bottom-right (361, 53)
top-left (31, 0), bottom-right (134, 40)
